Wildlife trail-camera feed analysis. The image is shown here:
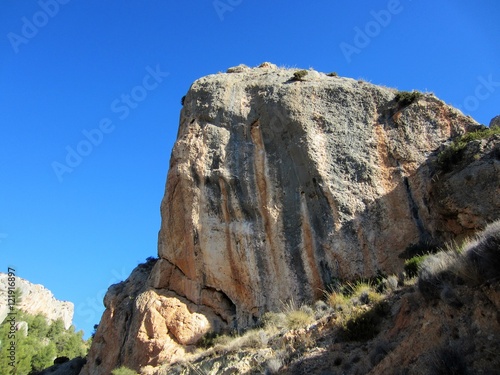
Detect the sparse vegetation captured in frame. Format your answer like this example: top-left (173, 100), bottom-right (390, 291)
top-left (437, 126), bottom-right (500, 170)
top-left (418, 220), bottom-right (500, 301)
top-left (394, 90), bottom-right (423, 107)
top-left (285, 308), bottom-right (314, 330)
top-left (292, 70), bottom-right (308, 81)
top-left (197, 331), bottom-right (222, 349)
top-left (348, 281), bottom-right (384, 305)
top-left (340, 300), bottom-right (390, 342)
top-left (327, 72), bottom-right (338, 77)
top-left (418, 247), bottom-right (463, 300)
top-left (404, 254), bottom-right (429, 278)
top-left (465, 220), bottom-right (500, 282)
top-left (323, 280), bottom-right (389, 342)
top-left (111, 366), bottom-right (139, 375)
top-left (194, 276), bottom-right (393, 361)
top-left (140, 224), bottom-right (499, 374)
top-left (260, 311), bottom-right (287, 330)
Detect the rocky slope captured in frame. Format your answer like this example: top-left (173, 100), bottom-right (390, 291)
top-left (0, 273), bottom-right (74, 329)
top-left (152, 220), bottom-right (500, 375)
top-left (82, 63), bottom-right (499, 374)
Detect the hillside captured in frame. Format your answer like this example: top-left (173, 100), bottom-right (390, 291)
top-left (0, 274), bottom-right (74, 330)
top-left (0, 278), bottom-right (89, 374)
top-left (147, 220), bottom-right (500, 374)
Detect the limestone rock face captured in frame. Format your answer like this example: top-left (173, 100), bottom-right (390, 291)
top-left (155, 66), bottom-right (480, 328)
top-left (82, 259), bottom-right (221, 375)
top-left (430, 134), bottom-right (500, 239)
top-left (82, 65), bottom-right (499, 374)
top-left (0, 273), bottom-right (74, 329)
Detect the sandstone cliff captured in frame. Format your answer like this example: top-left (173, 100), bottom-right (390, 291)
top-left (82, 64), bottom-right (499, 374)
top-left (0, 273), bottom-right (74, 329)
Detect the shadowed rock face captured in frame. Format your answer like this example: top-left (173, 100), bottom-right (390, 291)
top-left (82, 64), bottom-right (498, 374)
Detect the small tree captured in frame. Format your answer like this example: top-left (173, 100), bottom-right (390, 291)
top-left (292, 70), bottom-right (308, 81)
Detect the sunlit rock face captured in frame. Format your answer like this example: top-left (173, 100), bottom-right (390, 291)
top-left (155, 64), bottom-right (480, 328)
top-left (82, 64), bottom-right (499, 374)
top-left (0, 273), bottom-right (74, 329)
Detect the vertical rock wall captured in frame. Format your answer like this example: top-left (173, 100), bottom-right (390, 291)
top-left (153, 65), bottom-right (478, 328)
top-left (83, 64), bottom-right (496, 374)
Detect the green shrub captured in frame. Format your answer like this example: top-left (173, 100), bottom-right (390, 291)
top-left (327, 72), bottom-right (338, 77)
top-left (285, 309), bottom-right (314, 329)
top-left (326, 291), bottom-right (350, 311)
top-left (112, 366), bottom-right (139, 375)
top-left (437, 126), bottom-right (500, 170)
top-left (197, 331), bottom-right (221, 348)
top-left (340, 301), bottom-right (389, 342)
top-left (292, 70), bottom-right (308, 81)
top-left (394, 91), bottom-right (422, 107)
top-left (313, 300), bottom-right (331, 319)
top-left (348, 281), bottom-right (383, 305)
top-left (404, 254), bottom-right (429, 278)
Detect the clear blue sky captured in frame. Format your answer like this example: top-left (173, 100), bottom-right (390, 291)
top-left (0, 1), bottom-right (498, 339)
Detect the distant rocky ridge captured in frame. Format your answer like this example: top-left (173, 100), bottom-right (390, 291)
top-left (0, 273), bottom-right (74, 329)
top-left (82, 63), bottom-right (500, 374)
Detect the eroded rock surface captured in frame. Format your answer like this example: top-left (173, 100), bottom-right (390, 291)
top-left (82, 65), bottom-right (499, 374)
top-left (155, 65), bottom-right (480, 327)
top-left (0, 273), bottom-right (74, 329)
top-left (430, 134), bottom-right (500, 240)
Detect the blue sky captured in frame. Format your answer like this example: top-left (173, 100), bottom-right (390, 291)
top-left (0, 1), bottom-right (498, 339)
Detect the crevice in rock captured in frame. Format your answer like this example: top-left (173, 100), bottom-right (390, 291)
top-left (402, 175), bottom-right (431, 246)
top-left (118, 307), bottom-right (133, 367)
top-left (200, 285), bottom-right (237, 326)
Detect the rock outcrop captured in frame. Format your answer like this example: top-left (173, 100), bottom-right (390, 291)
top-left (82, 64), bottom-right (499, 374)
top-left (34, 357), bottom-right (86, 375)
top-left (430, 133), bottom-right (500, 240)
top-left (490, 115), bottom-right (500, 128)
top-left (0, 273), bottom-right (74, 329)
